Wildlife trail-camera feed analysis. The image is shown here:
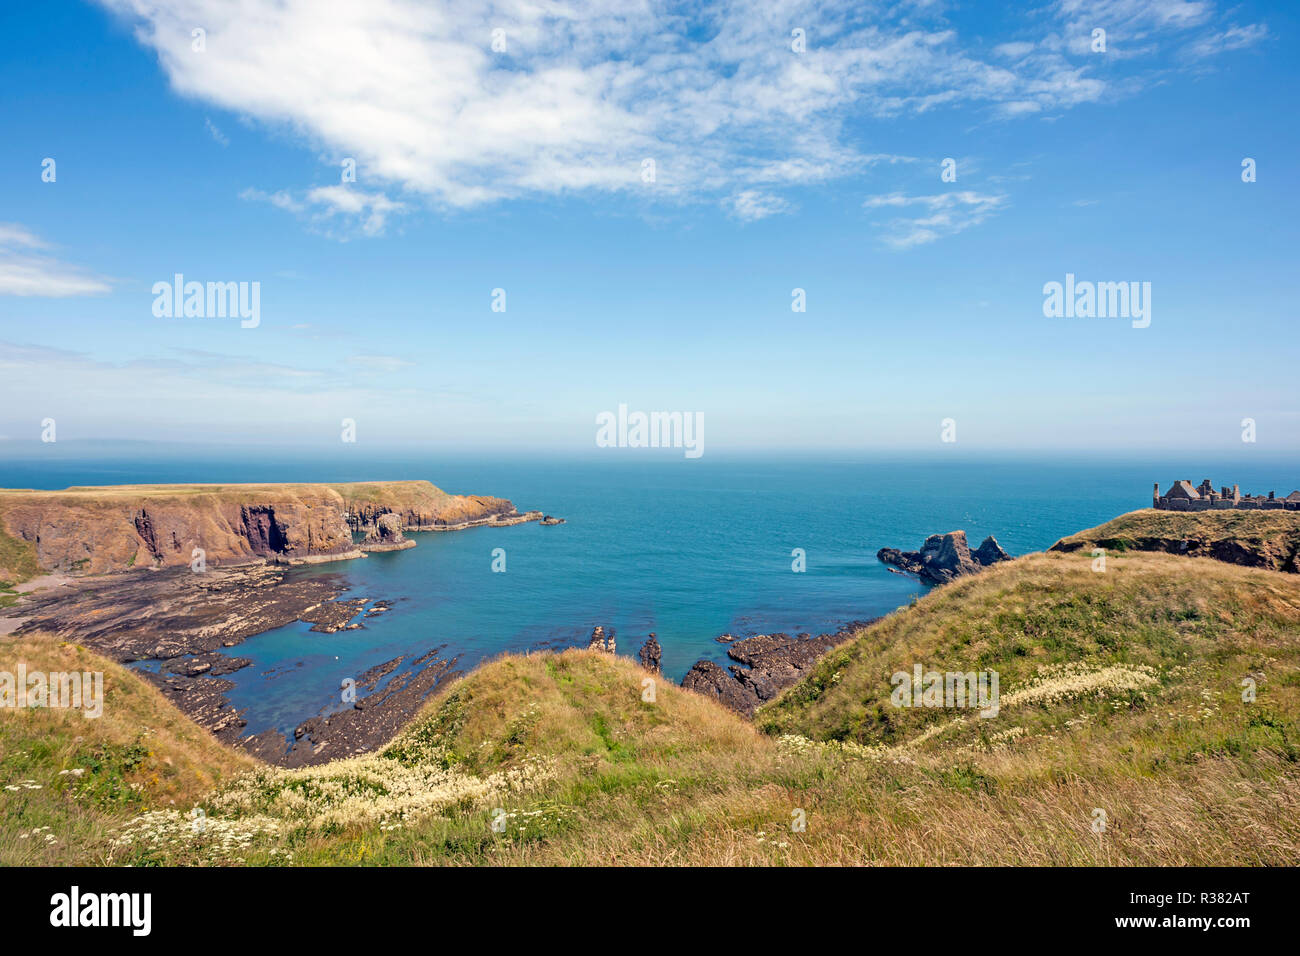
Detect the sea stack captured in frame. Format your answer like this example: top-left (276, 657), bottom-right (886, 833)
top-left (877, 531), bottom-right (1011, 585)
top-left (638, 634), bottom-right (662, 673)
top-left (359, 513), bottom-right (416, 552)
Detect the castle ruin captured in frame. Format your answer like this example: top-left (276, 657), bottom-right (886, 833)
top-left (1153, 479), bottom-right (1300, 511)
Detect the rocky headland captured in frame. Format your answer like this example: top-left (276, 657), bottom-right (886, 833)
top-left (877, 530), bottom-right (1010, 585)
top-left (0, 479), bottom-right (539, 579)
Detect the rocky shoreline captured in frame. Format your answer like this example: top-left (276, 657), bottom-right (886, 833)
top-left (419, 509), bottom-right (545, 531)
top-left (1, 481), bottom-right (556, 766)
top-left (4, 564), bottom-right (463, 766)
top-left (680, 623), bottom-right (873, 716)
top-left (583, 621), bottom-right (872, 718)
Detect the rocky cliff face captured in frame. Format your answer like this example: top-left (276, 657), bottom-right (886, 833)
top-left (0, 487), bottom-right (357, 576)
top-left (359, 513), bottom-right (416, 552)
top-left (877, 531), bottom-right (1009, 585)
top-left (0, 480), bottom-right (529, 579)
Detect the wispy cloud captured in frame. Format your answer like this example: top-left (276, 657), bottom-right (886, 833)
top-left (1054, 0), bottom-right (1215, 55)
top-left (204, 117), bottom-right (229, 146)
top-left (350, 354), bottom-right (416, 373)
top-left (0, 224), bottom-right (111, 297)
top-left (0, 340), bottom-right (476, 442)
top-left (241, 185), bottom-right (405, 238)
top-left (862, 191), bottom-right (1008, 248)
top-left (1183, 23), bottom-right (1268, 59)
top-left (725, 190), bottom-right (792, 223)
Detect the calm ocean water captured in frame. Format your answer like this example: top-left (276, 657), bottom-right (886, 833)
top-left (4, 450), bottom-right (1298, 743)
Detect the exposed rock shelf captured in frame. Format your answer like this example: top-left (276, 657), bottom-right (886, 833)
top-left (8, 563), bottom-right (466, 766)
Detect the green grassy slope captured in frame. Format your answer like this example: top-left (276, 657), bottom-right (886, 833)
top-left (0, 636), bottom-right (254, 864)
top-left (4, 547), bottom-right (1299, 865)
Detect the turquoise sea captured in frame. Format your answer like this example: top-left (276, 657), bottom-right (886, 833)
top-left (4, 450), bottom-right (1298, 746)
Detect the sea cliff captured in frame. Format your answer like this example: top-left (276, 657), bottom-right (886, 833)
top-left (0, 480), bottom-right (536, 580)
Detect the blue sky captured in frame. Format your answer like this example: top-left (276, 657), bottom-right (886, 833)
top-left (0, 0), bottom-right (1296, 455)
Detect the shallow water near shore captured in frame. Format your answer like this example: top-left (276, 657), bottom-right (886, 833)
top-left (5, 451), bottom-right (1298, 746)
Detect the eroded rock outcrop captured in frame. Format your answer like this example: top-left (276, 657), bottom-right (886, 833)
top-left (877, 531), bottom-right (1010, 585)
top-left (681, 625), bottom-right (867, 717)
top-left (680, 659), bottom-right (756, 713)
top-left (972, 535), bottom-right (1011, 566)
top-left (359, 513), bottom-right (416, 552)
top-left (587, 625), bottom-right (615, 654)
top-left (638, 634), bottom-right (662, 673)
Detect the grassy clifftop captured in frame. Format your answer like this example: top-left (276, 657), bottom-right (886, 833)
top-left (1051, 508), bottom-right (1300, 573)
top-left (5, 544), bottom-right (1299, 865)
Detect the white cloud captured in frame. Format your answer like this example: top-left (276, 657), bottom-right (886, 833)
top-left (241, 185), bottom-right (404, 237)
top-left (204, 117), bottom-right (229, 145)
top-left (0, 224), bottom-right (46, 249)
top-left (239, 188), bottom-right (304, 214)
top-left (862, 191), bottom-right (1008, 248)
top-left (725, 190), bottom-right (792, 222)
top-left (94, 0), bottom-right (1264, 224)
top-left (0, 224), bottom-right (111, 297)
top-left (305, 186), bottom-right (406, 236)
top-left (993, 41), bottom-right (1037, 59)
top-left (82, 1), bottom-right (1123, 216)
